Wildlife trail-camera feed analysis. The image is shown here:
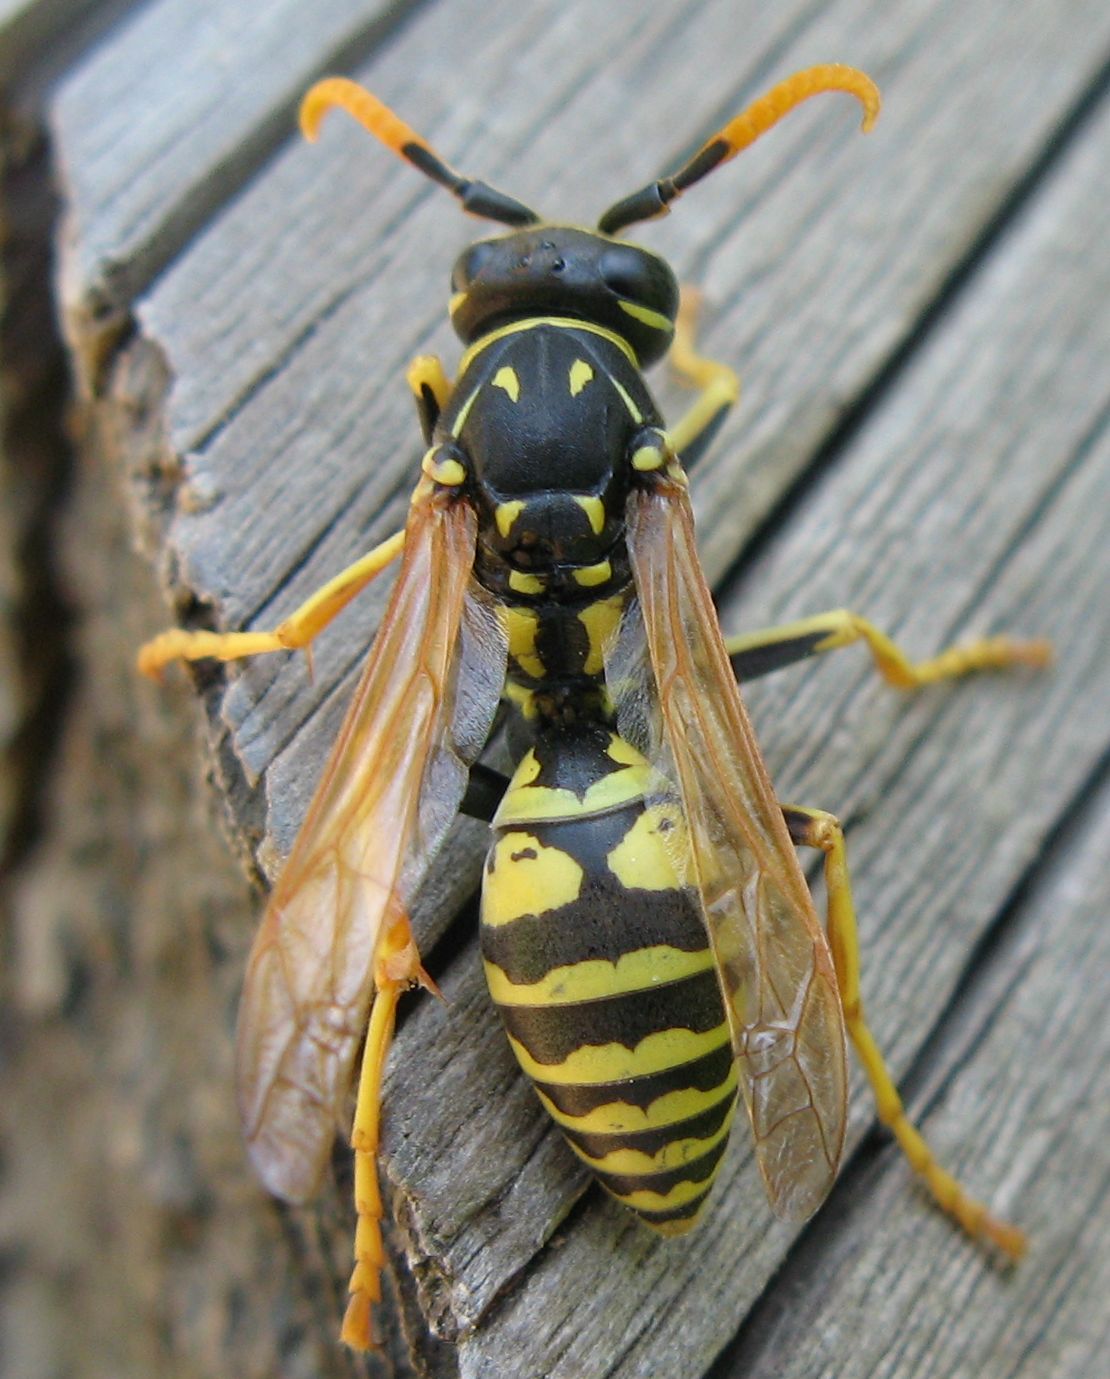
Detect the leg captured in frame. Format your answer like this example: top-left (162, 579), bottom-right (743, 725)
top-left (407, 354), bottom-right (452, 443)
top-left (342, 914), bottom-right (432, 1350)
top-left (726, 607), bottom-right (1052, 686)
top-left (137, 529), bottom-right (405, 678)
top-left (669, 288), bottom-right (740, 470)
top-left (782, 803), bottom-right (1025, 1259)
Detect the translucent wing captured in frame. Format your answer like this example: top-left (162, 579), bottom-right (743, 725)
top-left (236, 486), bottom-right (506, 1202)
top-left (621, 477), bottom-right (847, 1219)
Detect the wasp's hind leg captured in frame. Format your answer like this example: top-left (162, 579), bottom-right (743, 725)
top-left (407, 354), bottom-right (453, 442)
top-left (781, 803), bottom-right (1025, 1259)
top-left (669, 288), bottom-right (740, 470)
top-left (726, 608), bottom-right (1051, 685)
top-left (343, 916), bottom-right (437, 1350)
top-left (137, 529), bottom-right (405, 678)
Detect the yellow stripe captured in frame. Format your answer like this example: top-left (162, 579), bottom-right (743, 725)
top-left (537, 1065), bottom-right (737, 1135)
top-left (609, 376), bottom-right (643, 424)
top-left (493, 762), bottom-right (657, 825)
top-left (618, 299), bottom-right (673, 333)
top-left (458, 315), bottom-right (638, 376)
top-left (450, 384), bottom-right (482, 437)
top-left (608, 1169), bottom-right (720, 1213)
top-left (508, 1022), bottom-right (730, 1084)
top-left (569, 1111), bottom-right (733, 1177)
top-left (483, 945), bottom-right (714, 1005)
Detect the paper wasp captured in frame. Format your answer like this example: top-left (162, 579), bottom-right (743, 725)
top-left (139, 65), bottom-right (1050, 1350)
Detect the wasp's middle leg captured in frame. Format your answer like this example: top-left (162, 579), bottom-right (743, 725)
top-left (782, 803), bottom-right (1025, 1259)
top-left (726, 608), bottom-right (1051, 686)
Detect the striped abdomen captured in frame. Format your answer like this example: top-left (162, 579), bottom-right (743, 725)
top-left (480, 724), bottom-right (737, 1233)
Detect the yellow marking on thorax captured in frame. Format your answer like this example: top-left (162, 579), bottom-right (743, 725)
top-left (606, 802), bottom-right (690, 890)
top-left (498, 605), bottom-right (545, 679)
top-left (450, 385), bottom-right (481, 437)
top-left (508, 569), bottom-right (546, 596)
top-left (536, 1065), bottom-right (737, 1136)
top-left (458, 316), bottom-right (638, 376)
top-left (569, 358), bottom-right (595, 395)
top-left (492, 365), bottom-right (521, 401)
top-left (573, 560), bottom-right (612, 588)
top-left (573, 494), bottom-right (606, 535)
top-left (482, 831), bottom-right (584, 927)
top-left (609, 376), bottom-right (643, 424)
top-left (495, 500), bottom-right (526, 538)
top-left (483, 945), bottom-right (715, 1005)
top-left (570, 1113), bottom-right (733, 1177)
top-left (578, 593), bottom-right (626, 675)
top-left (503, 680), bottom-right (538, 719)
top-left (508, 1022), bottom-right (731, 1084)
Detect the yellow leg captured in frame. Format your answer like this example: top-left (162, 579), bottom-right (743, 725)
top-left (725, 608), bottom-right (1052, 687)
top-left (137, 529), bottom-right (405, 678)
top-left (407, 354), bottom-right (453, 442)
top-left (784, 804), bottom-right (1026, 1259)
top-left (669, 288), bottom-right (740, 467)
top-left (341, 914), bottom-right (429, 1351)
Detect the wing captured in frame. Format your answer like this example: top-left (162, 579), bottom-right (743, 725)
top-left (236, 484), bottom-right (506, 1202)
top-left (621, 476), bottom-right (847, 1220)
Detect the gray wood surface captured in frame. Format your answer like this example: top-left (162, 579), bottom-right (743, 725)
top-left (26, 0), bottom-right (1110, 1375)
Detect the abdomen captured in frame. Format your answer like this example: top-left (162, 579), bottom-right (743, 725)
top-left (479, 724), bottom-right (737, 1233)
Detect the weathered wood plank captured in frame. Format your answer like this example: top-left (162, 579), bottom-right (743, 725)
top-left (717, 768), bottom-right (1110, 1379)
top-left (447, 80), bottom-right (1110, 1377)
top-left (49, 0), bottom-right (1110, 1369)
top-left (51, 0), bottom-right (415, 386)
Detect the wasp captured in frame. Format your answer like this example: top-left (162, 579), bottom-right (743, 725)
top-left (140, 65), bottom-right (1051, 1350)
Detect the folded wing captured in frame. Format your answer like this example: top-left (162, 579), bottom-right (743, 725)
top-left (236, 486), bottom-right (505, 1202)
top-left (623, 478), bottom-right (847, 1219)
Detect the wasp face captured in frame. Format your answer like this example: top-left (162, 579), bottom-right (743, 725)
top-left (449, 225), bottom-right (678, 365)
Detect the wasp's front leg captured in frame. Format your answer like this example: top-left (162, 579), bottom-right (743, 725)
top-left (137, 529), bottom-right (405, 678)
top-left (782, 803), bottom-right (1026, 1259)
top-left (668, 288), bottom-right (740, 470)
top-left (407, 354), bottom-right (453, 443)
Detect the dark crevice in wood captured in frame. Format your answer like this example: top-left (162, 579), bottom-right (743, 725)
top-left (704, 742), bottom-right (1110, 1379)
top-left (712, 46), bottom-right (1110, 610)
top-left (0, 123), bottom-right (78, 883)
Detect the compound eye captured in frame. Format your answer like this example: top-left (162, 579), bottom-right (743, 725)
top-left (451, 239), bottom-right (500, 292)
top-left (600, 245), bottom-right (680, 329)
top-left (599, 245), bottom-right (649, 301)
